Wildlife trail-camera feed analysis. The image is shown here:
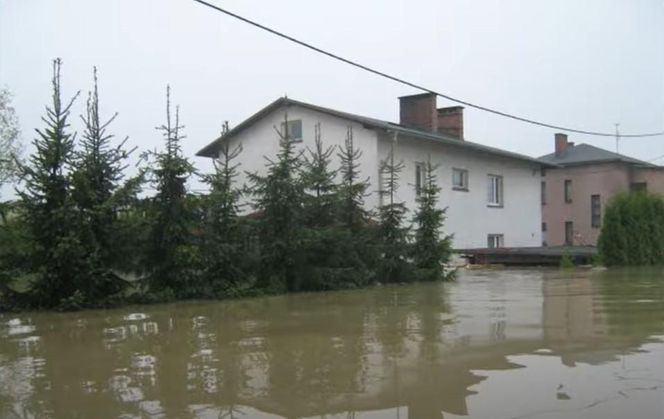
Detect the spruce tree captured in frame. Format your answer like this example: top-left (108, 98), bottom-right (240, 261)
top-left (301, 123), bottom-right (337, 227)
top-left (298, 124), bottom-right (350, 290)
top-left (329, 126), bottom-right (378, 287)
top-left (411, 158), bottom-right (452, 281)
top-left (71, 67), bottom-right (143, 300)
top-left (248, 114), bottom-right (304, 292)
top-left (202, 124), bottom-right (247, 295)
top-left (377, 141), bottom-right (412, 283)
top-left (147, 86), bottom-right (197, 297)
top-left (337, 126), bottom-right (370, 229)
top-left (17, 58), bottom-right (87, 308)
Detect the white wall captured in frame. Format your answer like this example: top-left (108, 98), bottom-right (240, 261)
top-left (217, 104), bottom-right (542, 249)
top-left (219, 104), bottom-right (380, 210)
top-left (376, 132), bottom-right (542, 248)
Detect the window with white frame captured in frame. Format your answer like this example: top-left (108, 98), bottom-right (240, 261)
top-left (452, 168), bottom-right (468, 190)
top-left (487, 234), bottom-right (504, 248)
top-left (415, 162), bottom-right (425, 195)
top-left (488, 175), bottom-right (503, 206)
top-left (280, 119), bottom-right (303, 142)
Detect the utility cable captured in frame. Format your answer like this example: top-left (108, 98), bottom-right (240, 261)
top-left (191, 0), bottom-right (664, 138)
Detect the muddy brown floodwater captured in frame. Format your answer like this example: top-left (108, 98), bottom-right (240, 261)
top-left (1, 268), bottom-right (664, 419)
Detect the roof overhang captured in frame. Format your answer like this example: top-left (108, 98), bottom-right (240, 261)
top-left (197, 97), bottom-right (558, 169)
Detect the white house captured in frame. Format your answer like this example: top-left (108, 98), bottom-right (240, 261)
top-left (197, 93), bottom-right (551, 249)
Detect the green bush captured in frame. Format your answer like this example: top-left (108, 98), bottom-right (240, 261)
top-left (598, 192), bottom-right (664, 266)
top-left (559, 252), bottom-right (575, 270)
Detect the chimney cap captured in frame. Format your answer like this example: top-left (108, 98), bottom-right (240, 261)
top-left (398, 92), bottom-right (436, 100)
top-left (438, 106), bottom-right (464, 113)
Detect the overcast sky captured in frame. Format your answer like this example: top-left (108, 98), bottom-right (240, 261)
top-left (1, 0), bottom-right (663, 196)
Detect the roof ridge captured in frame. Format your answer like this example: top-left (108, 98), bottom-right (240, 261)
top-left (197, 96), bottom-right (553, 167)
top-left (537, 141), bottom-right (652, 166)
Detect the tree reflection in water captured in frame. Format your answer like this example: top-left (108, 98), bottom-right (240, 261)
top-left (0, 268), bottom-right (663, 418)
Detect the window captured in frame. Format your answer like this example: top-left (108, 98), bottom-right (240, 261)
top-left (541, 181), bottom-right (546, 205)
top-left (488, 175), bottom-right (503, 206)
top-left (630, 182), bottom-right (647, 192)
top-left (280, 119), bottom-right (303, 142)
top-left (591, 195), bottom-right (601, 228)
top-left (564, 179), bottom-right (573, 203)
top-left (565, 221), bottom-right (574, 246)
top-left (415, 162), bottom-right (425, 195)
top-left (452, 168), bottom-right (469, 191)
top-left (487, 234), bottom-right (504, 248)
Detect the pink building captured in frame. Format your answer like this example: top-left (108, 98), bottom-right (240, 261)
top-left (538, 134), bottom-right (664, 246)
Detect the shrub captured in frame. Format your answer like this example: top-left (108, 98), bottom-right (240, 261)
top-left (598, 191), bottom-right (664, 266)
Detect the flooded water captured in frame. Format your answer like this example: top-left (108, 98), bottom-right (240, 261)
top-left (1, 268), bottom-right (663, 419)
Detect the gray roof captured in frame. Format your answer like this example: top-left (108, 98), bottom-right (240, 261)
top-left (538, 143), bottom-right (654, 167)
top-left (197, 97), bottom-right (554, 167)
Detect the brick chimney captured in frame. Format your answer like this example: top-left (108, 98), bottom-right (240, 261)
top-left (399, 93), bottom-right (438, 132)
top-left (399, 93), bottom-right (464, 139)
top-left (554, 133), bottom-right (574, 156)
top-left (437, 106), bottom-right (464, 139)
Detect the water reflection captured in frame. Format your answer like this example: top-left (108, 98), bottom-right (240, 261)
top-left (1, 268), bottom-right (663, 418)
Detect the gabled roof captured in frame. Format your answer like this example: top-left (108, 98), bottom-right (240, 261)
top-left (538, 143), bottom-right (654, 167)
top-left (197, 97), bottom-right (554, 167)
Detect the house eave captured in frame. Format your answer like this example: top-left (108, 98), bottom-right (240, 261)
top-left (197, 96), bottom-right (558, 168)
top-left (196, 97), bottom-right (288, 158)
top-left (540, 158), bottom-right (656, 169)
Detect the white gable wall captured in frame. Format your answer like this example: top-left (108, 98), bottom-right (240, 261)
top-left (216, 104), bottom-right (542, 249)
top-left (218, 104), bottom-right (381, 210)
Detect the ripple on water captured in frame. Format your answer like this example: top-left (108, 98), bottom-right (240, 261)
top-left (237, 336), bottom-right (265, 348)
top-left (109, 374), bottom-right (144, 403)
top-left (131, 353), bottom-right (156, 374)
top-left (193, 316), bottom-right (209, 327)
top-left (7, 318), bottom-right (22, 327)
top-left (102, 326), bottom-right (127, 344)
top-left (139, 400), bottom-right (163, 416)
top-left (123, 313), bottom-right (149, 322)
top-left (15, 335), bottom-right (41, 350)
top-left (3, 318), bottom-right (37, 338)
top-left (8, 325), bottom-right (37, 336)
top-left (195, 348), bottom-right (213, 357)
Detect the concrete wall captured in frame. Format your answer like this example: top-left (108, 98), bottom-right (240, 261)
top-left (217, 103), bottom-right (542, 249)
top-left (377, 132), bottom-right (542, 249)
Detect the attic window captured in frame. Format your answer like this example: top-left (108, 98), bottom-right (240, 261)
top-left (281, 119), bottom-right (303, 142)
top-left (452, 168), bottom-right (468, 191)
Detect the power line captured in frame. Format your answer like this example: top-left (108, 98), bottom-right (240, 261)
top-left (191, 0), bottom-right (664, 139)
top-left (648, 153), bottom-right (664, 163)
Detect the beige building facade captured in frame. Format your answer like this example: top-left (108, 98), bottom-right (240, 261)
top-left (539, 134), bottom-right (664, 246)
